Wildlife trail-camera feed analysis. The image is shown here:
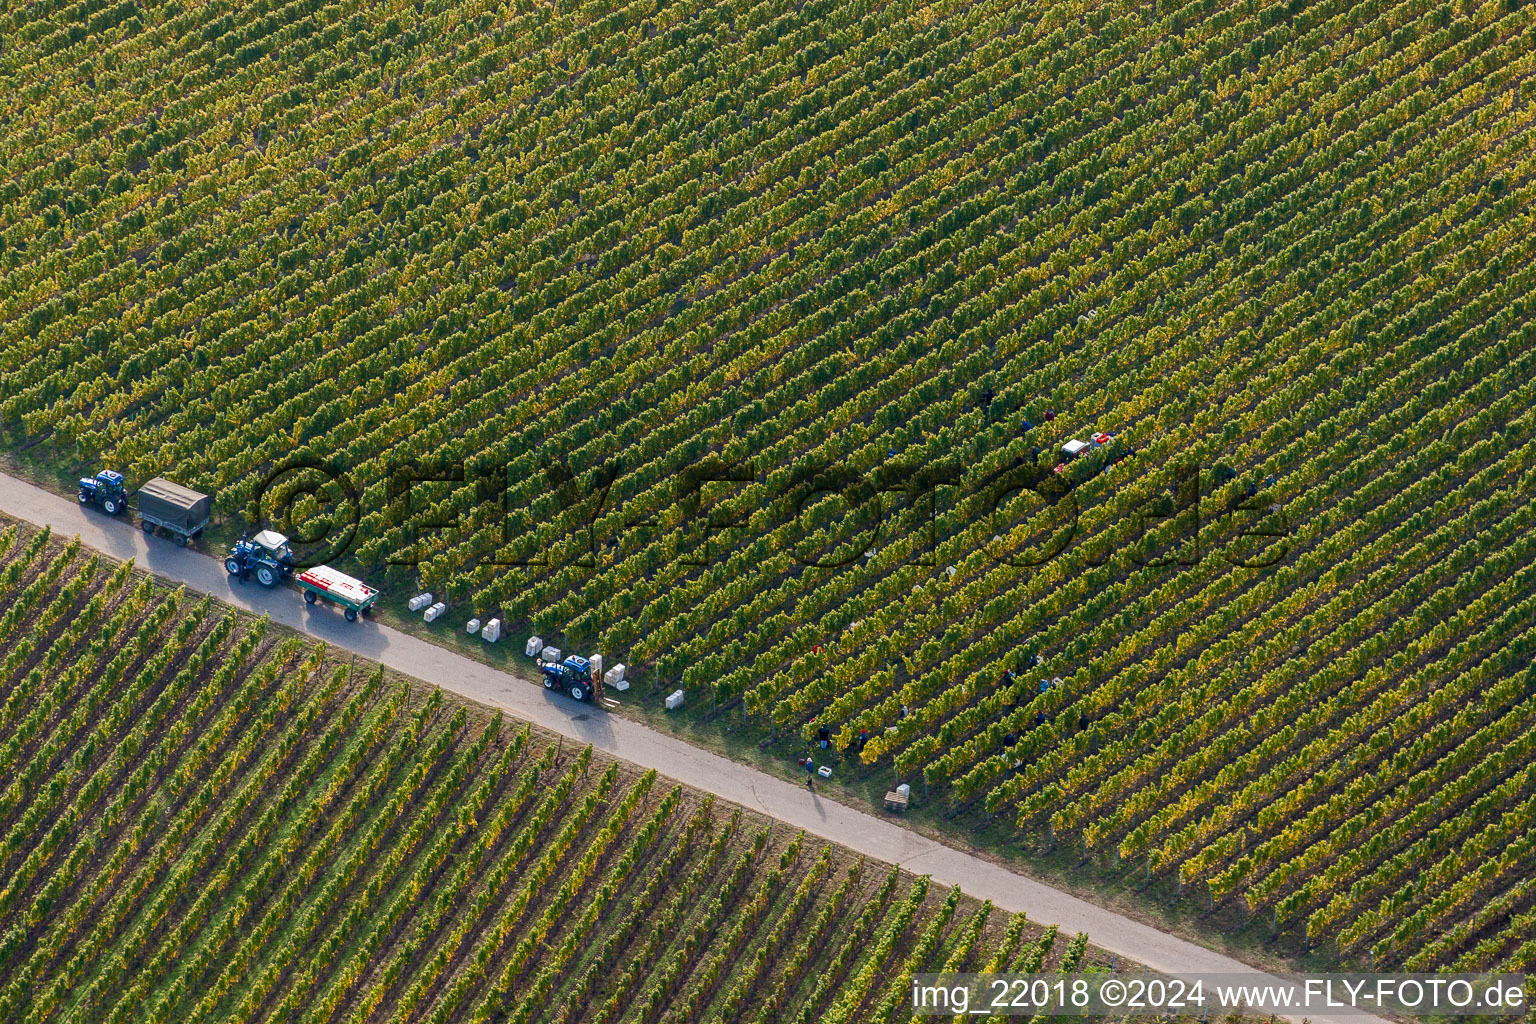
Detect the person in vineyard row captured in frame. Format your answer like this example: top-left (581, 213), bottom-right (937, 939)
top-left (1004, 731), bottom-right (1024, 771)
top-left (817, 724), bottom-right (830, 749)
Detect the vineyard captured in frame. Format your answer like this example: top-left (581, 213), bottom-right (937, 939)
top-left (0, 520), bottom-right (1082, 1024)
top-left (3, 0), bottom-right (1536, 972)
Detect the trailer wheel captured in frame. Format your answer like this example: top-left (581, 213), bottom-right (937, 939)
top-left (174, 534), bottom-right (188, 547)
top-left (255, 565), bottom-right (278, 587)
top-left (142, 521), bottom-right (155, 534)
top-left (568, 683), bottom-right (587, 702)
top-left (304, 590), bottom-right (317, 604)
top-left (225, 558), bottom-right (242, 576)
top-left (344, 607), bottom-right (358, 622)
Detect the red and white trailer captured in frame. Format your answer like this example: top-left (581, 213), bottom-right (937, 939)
top-left (296, 565), bottom-right (379, 622)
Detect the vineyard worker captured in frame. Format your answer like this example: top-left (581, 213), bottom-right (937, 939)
top-left (1078, 711), bottom-right (1090, 732)
top-left (817, 724), bottom-right (830, 749)
top-left (1034, 710), bottom-right (1047, 728)
top-left (857, 729), bottom-right (871, 753)
top-left (805, 759), bottom-right (816, 791)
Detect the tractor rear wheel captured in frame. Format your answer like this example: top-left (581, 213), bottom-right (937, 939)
top-left (569, 683), bottom-right (588, 702)
top-left (255, 565), bottom-right (278, 587)
top-left (103, 498), bottom-right (122, 515)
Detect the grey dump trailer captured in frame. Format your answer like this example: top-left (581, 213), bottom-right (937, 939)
top-left (136, 477), bottom-right (213, 546)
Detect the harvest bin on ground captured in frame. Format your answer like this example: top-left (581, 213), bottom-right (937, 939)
top-left (136, 477), bottom-right (213, 545)
top-left (296, 564), bottom-right (379, 621)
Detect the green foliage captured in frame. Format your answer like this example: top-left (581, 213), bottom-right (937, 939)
top-left (1, 0), bottom-right (1533, 972)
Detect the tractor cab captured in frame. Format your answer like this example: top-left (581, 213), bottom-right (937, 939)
top-left (1054, 439), bottom-right (1089, 476)
top-left (541, 654), bottom-right (596, 702)
top-left (1054, 432), bottom-right (1131, 483)
top-left (252, 530), bottom-right (295, 564)
top-left (225, 530), bottom-right (296, 587)
top-left (1059, 439), bottom-right (1090, 463)
top-left (78, 470), bottom-right (127, 515)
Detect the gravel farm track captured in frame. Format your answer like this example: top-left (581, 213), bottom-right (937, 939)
top-left (0, 468), bottom-right (1389, 1024)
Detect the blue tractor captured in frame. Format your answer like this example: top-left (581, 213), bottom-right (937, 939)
top-left (541, 654), bottom-right (596, 702)
top-left (225, 530), bottom-right (296, 587)
top-left (78, 470), bottom-right (127, 515)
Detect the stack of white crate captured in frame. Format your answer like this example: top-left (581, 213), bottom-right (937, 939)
top-left (604, 663), bottom-right (628, 691)
top-left (525, 636), bottom-right (543, 657)
top-left (424, 602), bottom-right (446, 623)
top-left (482, 619), bottom-right (501, 643)
top-left (408, 593), bottom-right (433, 612)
